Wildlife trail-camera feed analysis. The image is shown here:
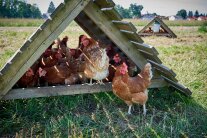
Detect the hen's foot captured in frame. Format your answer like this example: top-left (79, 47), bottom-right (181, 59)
top-left (97, 80), bottom-right (105, 85)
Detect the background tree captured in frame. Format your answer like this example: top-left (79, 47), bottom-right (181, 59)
top-left (47, 1), bottom-right (55, 14)
top-left (115, 5), bottom-right (131, 18)
top-left (129, 3), bottom-right (143, 18)
top-left (0, 0), bottom-right (42, 18)
top-left (194, 10), bottom-right (199, 17)
top-left (30, 4), bottom-right (42, 18)
top-left (176, 9), bottom-right (187, 19)
top-left (188, 11), bottom-right (193, 18)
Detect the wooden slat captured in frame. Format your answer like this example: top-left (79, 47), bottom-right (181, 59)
top-left (131, 41), bottom-right (159, 55)
top-left (1, 49), bottom-right (22, 68)
top-left (50, 3), bottom-right (65, 18)
top-left (139, 50), bottom-right (162, 64)
top-left (94, 0), bottom-right (115, 8)
top-left (138, 33), bottom-right (171, 37)
top-left (0, 63), bottom-right (11, 75)
top-left (112, 20), bottom-right (137, 32)
top-left (83, 2), bottom-right (147, 69)
top-left (75, 12), bottom-right (111, 44)
top-left (120, 30), bottom-right (143, 43)
top-left (2, 78), bottom-right (168, 100)
top-left (148, 60), bottom-right (176, 77)
top-left (154, 68), bottom-right (178, 82)
top-left (10, 51), bottom-right (22, 63)
top-left (0, 0), bottom-right (91, 99)
top-left (19, 40), bottom-right (31, 51)
top-left (39, 19), bottom-right (51, 30)
top-left (101, 7), bottom-right (122, 21)
top-left (28, 28), bottom-right (42, 41)
top-left (162, 76), bottom-right (192, 96)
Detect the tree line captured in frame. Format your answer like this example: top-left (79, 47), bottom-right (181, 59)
top-left (116, 4), bottom-right (207, 19)
top-left (115, 3), bottom-right (144, 18)
top-left (0, 0), bottom-right (42, 18)
top-left (176, 9), bottom-right (207, 19)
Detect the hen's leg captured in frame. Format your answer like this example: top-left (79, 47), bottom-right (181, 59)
top-left (143, 104), bottom-right (147, 116)
top-left (128, 105), bottom-right (132, 115)
top-left (87, 78), bottom-right (93, 86)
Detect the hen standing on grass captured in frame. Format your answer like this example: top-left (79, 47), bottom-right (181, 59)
top-left (112, 62), bottom-right (153, 115)
top-left (81, 37), bottom-right (109, 85)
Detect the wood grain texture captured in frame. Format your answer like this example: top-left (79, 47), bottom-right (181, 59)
top-left (3, 79), bottom-right (167, 100)
top-left (94, 0), bottom-right (115, 8)
top-left (112, 20), bottom-right (137, 32)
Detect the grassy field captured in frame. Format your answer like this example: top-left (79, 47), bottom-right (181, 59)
top-left (0, 20), bottom-right (207, 137)
top-left (0, 18), bottom-right (207, 27)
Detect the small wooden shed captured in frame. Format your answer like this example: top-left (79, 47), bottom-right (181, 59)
top-left (0, 0), bottom-right (191, 100)
top-left (138, 17), bottom-right (177, 38)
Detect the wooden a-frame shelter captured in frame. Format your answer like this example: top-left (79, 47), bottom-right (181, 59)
top-left (138, 17), bottom-right (177, 38)
top-left (0, 0), bottom-right (191, 100)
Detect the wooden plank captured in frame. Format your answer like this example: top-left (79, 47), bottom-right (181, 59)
top-left (3, 83), bottom-right (112, 100)
top-left (131, 41), bottom-right (159, 55)
top-left (139, 50), bottom-right (162, 64)
top-left (75, 12), bottom-right (111, 44)
top-left (0, 0), bottom-right (91, 99)
top-left (162, 76), bottom-right (192, 96)
top-left (39, 19), bottom-right (51, 30)
top-left (94, 0), bottom-right (115, 8)
top-left (28, 28), bottom-right (42, 41)
top-left (120, 30), bottom-right (143, 43)
top-left (0, 63), bottom-right (11, 75)
top-left (112, 20), bottom-right (137, 32)
top-left (83, 2), bottom-right (148, 70)
top-left (20, 40), bottom-right (31, 51)
top-left (154, 67), bottom-right (178, 82)
top-left (50, 3), bottom-right (65, 18)
top-left (2, 78), bottom-right (168, 100)
top-left (101, 7), bottom-right (122, 21)
top-left (138, 33), bottom-right (171, 37)
top-left (148, 60), bottom-right (176, 77)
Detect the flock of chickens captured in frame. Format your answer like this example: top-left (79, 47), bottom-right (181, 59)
top-left (16, 35), bottom-right (153, 115)
top-left (143, 27), bottom-right (166, 33)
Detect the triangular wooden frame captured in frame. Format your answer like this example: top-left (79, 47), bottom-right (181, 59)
top-left (138, 17), bottom-right (177, 38)
top-left (0, 0), bottom-right (190, 100)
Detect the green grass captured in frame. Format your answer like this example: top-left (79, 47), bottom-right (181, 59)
top-left (0, 22), bottom-right (207, 137)
top-left (198, 23), bottom-right (207, 33)
top-left (0, 18), bottom-right (44, 27)
top-left (0, 18), bottom-right (207, 27)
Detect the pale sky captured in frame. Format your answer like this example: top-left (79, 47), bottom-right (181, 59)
top-left (26, 0), bottom-right (207, 16)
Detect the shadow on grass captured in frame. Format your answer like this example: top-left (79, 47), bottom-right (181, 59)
top-left (0, 88), bottom-right (207, 137)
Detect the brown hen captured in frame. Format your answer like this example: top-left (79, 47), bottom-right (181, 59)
top-left (81, 37), bottom-right (109, 85)
top-left (112, 62), bottom-right (153, 115)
